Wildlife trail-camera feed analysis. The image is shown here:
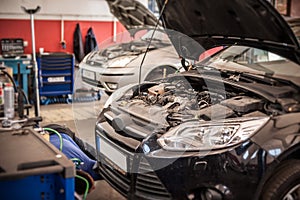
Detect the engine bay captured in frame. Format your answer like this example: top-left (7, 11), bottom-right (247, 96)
top-left (116, 75), bottom-right (300, 128)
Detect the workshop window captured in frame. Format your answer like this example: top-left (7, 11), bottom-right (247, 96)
top-left (148, 0), bottom-right (159, 16)
top-left (273, 0), bottom-right (292, 16)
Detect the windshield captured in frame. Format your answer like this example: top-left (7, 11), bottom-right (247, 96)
top-left (203, 46), bottom-right (300, 78)
top-left (140, 29), bottom-right (169, 42)
top-left (85, 28), bottom-right (173, 63)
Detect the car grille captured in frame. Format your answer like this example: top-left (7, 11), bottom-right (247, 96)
top-left (97, 131), bottom-right (171, 199)
top-left (136, 157), bottom-right (171, 200)
top-left (98, 155), bottom-right (132, 196)
top-left (99, 154), bottom-right (171, 199)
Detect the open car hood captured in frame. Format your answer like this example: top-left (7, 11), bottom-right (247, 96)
top-left (156, 0), bottom-right (300, 64)
top-left (106, 0), bottom-right (158, 32)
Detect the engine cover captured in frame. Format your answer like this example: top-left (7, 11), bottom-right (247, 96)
top-left (221, 96), bottom-right (263, 113)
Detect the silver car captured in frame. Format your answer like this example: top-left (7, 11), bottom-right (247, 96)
top-left (79, 0), bottom-right (181, 94)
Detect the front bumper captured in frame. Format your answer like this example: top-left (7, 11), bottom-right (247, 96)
top-left (95, 121), bottom-right (264, 200)
top-left (80, 65), bottom-right (137, 92)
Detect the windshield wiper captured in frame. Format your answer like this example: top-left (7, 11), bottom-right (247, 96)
top-left (194, 62), bottom-right (281, 85)
top-left (226, 70), bottom-right (282, 86)
top-left (142, 37), bottom-right (162, 42)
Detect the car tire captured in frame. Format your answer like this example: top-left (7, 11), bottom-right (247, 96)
top-left (145, 66), bottom-right (177, 81)
top-left (261, 159), bottom-right (300, 200)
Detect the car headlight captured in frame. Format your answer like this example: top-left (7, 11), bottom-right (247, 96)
top-left (107, 56), bottom-right (136, 68)
top-left (157, 117), bottom-right (269, 151)
top-left (81, 52), bottom-right (94, 64)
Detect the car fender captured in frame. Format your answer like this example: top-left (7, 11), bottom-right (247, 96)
top-left (250, 113), bottom-right (300, 199)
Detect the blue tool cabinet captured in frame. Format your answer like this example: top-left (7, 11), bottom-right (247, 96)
top-left (0, 128), bottom-right (75, 200)
top-left (37, 53), bottom-right (74, 96)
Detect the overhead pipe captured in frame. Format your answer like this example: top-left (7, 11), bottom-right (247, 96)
top-left (21, 6), bottom-right (41, 118)
top-left (61, 15), bottom-right (66, 49)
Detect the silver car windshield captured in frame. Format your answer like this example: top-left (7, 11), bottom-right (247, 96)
top-left (205, 46), bottom-right (300, 79)
top-left (140, 29), bottom-right (169, 42)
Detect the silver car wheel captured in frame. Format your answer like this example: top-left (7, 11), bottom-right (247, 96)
top-left (283, 184), bottom-right (300, 200)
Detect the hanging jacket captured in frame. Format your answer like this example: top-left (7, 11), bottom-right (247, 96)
top-left (84, 27), bottom-right (98, 55)
top-left (73, 23), bottom-right (85, 63)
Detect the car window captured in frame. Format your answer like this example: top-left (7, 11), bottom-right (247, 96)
top-left (140, 30), bottom-right (169, 41)
top-left (207, 46), bottom-right (300, 78)
top-left (234, 48), bottom-right (285, 64)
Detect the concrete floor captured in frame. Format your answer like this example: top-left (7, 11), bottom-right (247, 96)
top-left (37, 93), bottom-right (125, 200)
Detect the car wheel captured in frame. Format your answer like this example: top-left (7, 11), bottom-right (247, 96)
top-left (145, 66), bottom-right (177, 81)
top-left (261, 159), bottom-right (300, 200)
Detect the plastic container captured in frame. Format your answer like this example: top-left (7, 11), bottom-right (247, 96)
top-left (4, 83), bottom-right (14, 119)
top-left (0, 82), bottom-right (3, 105)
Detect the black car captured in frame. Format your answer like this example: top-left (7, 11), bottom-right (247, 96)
top-left (94, 0), bottom-right (300, 199)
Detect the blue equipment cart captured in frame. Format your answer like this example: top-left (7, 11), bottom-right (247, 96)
top-left (0, 128), bottom-right (75, 200)
top-left (37, 53), bottom-right (74, 97)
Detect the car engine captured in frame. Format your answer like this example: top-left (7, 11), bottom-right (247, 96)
top-left (116, 76), bottom-right (300, 128)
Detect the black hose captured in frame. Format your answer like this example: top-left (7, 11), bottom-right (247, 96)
top-left (1, 70), bottom-right (17, 91)
top-left (0, 70), bottom-right (30, 105)
top-left (1, 68), bottom-right (31, 117)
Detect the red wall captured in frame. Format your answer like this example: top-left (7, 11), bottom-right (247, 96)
top-left (291, 0), bottom-right (300, 17)
top-left (0, 19), bottom-right (126, 55)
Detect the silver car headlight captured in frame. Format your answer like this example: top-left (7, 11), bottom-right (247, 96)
top-left (157, 117), bottom-right (269, 151)
top-left (80, 52), bottom-right (94, 64)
